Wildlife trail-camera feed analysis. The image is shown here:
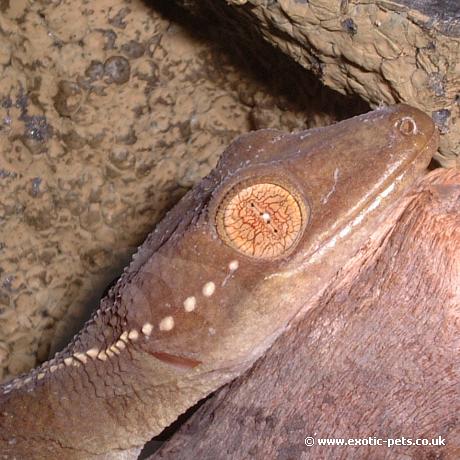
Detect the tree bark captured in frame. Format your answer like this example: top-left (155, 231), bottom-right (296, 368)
top-left (149, 168), bottom-right (460, 459)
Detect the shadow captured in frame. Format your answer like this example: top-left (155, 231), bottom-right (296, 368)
top-left (143, 0), bottom-right (370, 126)
top-left (139, 394), bottom-right (214, 459)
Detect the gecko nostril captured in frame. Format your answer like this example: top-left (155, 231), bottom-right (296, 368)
top-left (396, 116), bottom-right (418, 136)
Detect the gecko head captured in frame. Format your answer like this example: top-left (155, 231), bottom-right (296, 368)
top-left (122, 104), bottom-right (437, 357)
top-left (93, 105), bottom-right (438, 378)
top-left (208, 104), bottom-right (438, 267)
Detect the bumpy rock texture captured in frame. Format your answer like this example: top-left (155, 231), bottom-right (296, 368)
top-left (0, 0), bottom-right (366, 380)
top-left (174, 0), bottom-right (460, 167)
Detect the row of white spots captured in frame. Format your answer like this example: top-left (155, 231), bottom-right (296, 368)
top-left (155, 260), bottom-right (239, 333)
top-left (1, 326), bottom-right (151, 392)
top-left (75, 260), bottom-right (240, 359)
top-left (1, 260), bottom-right (240, 393)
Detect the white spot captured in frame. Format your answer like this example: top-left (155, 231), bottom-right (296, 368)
top-left (183, 296), bottom-right (196, 312)
top-left (73, 352), bottom-right (88, 364)
top-left (202, 281), bottom-right (216, 297)
top-left (128, 329), bottom-right (139, 341)
top-left (37, 373), bottom-right (45, 380)
top-left (368, 195), bottom-right (383, 212)
top-left (380, 182), bottom-right (395, 199)
top-left (109, 344), bottom-right (121, 355)
top-left (115, 340), bottom-right (126, 350)
top-left (142, 322), bottom-right (154, 336)
top-left (64, 357), bottom-right (74, 366)
top-left (97, 351), bottom-right (108, 362)
top-left (86, 348), bottom-right (99, 359)
top-left (49, 365), bottom-right (58, 373)
top-left (353, 212), bottom-right (365, 226)
top-left (261, 212), bottom-right (271, 223)
top-left (223, 260), bottom-right (239, 287)
top-left (228, 260), bottom-right (239, 271)
top-left (120, 331), bottom-right (129, 343)
top-left (208, 327), bottom-right (216, 335)
top-left (105, 348), bottom-right (114, 358)
top-left (159, 316), bottom-right (174, 331)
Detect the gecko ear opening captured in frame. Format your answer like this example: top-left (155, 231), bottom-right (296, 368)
top-left (213, 176), bottom-right (310, 260)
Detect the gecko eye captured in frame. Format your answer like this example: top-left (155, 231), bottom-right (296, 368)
top-left (215, 179), bottom-right (309, 260)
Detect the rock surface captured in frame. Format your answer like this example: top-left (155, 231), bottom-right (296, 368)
top-left (0, 1), bottom-right (365, 380)
top-left (173, 0), bottom-right (460, 167)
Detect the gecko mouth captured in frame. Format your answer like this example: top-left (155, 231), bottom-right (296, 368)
top-left (150, 351), bottom-right (202, 370)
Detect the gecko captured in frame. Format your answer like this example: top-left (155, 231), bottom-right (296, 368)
top-left (0, 104), bottom-right (438, 459)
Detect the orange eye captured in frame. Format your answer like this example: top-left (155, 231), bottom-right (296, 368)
top-left (215, 180), bottom-right (309, 259)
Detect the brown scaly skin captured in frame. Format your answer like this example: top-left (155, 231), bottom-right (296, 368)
top-left (0, 105), bottom-right (438, 459)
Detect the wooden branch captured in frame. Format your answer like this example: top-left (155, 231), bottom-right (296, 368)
top-left (150, 168), bottom-right (460, 459)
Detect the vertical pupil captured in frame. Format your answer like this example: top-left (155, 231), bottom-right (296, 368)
top-left (216, 181), bottom-right (308, 259)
